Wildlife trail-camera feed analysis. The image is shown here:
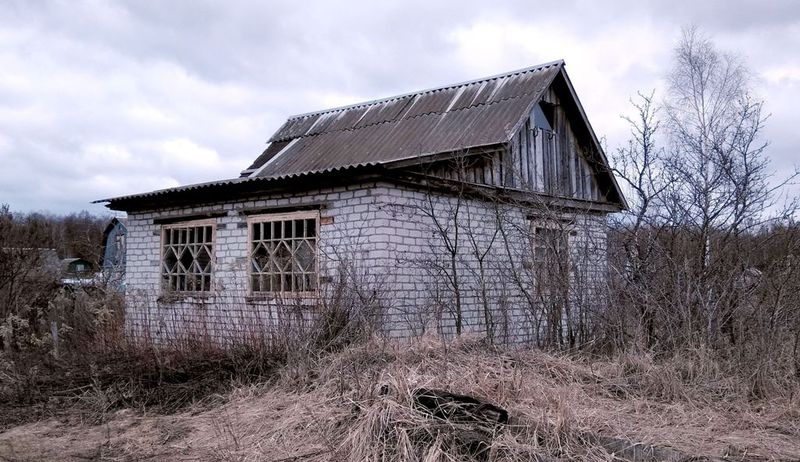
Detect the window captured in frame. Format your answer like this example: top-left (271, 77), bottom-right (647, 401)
top-left (161, 220), bottom-right (215, 292)
top-left (530, 222), bottom-right (570, 294)
top-left (249, 211), bottom-right (319, 294)
top-left (533, 102), bottom-right (555, 132)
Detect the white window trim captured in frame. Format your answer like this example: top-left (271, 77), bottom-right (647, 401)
top-left (160, 218), bottom-right (217, 294)
top-left (247, 210), bottom-right (320, 297)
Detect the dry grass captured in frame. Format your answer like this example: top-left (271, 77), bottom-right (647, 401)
top-left (1, 334), bottom-right (798, 461)
top-left (0, 343), bottom-right (288, 429)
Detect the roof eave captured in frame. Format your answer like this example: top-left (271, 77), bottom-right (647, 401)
top-left (96, 164), bottom-right (390, 212)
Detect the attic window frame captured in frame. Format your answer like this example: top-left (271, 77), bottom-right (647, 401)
top-left (533, 101), bottom-right (557, 133)
top-left (247, 210), bottom-right (320, 297)
top-left (160, 218), bottom-right (216, 294)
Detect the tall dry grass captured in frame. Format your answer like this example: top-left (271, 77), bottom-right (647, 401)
top-left (3, 327), bottom-right (799, 460)
top-left (2, 280), bottom-right (798, 460)
top-left (0, 284), bottom-right (374, 430)
top-left (197, 334), bottom-right (798, 461)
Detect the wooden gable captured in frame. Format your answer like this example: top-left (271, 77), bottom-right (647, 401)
top-left (506, 71), bottom-right (611, 202)
top-left (418, 68), bottom-right (624, 210)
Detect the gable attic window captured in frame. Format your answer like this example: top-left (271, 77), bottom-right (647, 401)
top-left (533, 101), bottom-right (555, 132)
top-left (161, 219), bottom-right (215, 293)
top-left (248, 211), bottom-right (319, 295)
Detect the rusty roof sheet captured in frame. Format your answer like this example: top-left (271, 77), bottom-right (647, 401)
top-left (248, 60), bottom-right (563, 179)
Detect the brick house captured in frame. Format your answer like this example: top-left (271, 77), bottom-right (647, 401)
top-left (98, 60), bottom-right (625, 346)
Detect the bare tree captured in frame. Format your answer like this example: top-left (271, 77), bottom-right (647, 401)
top-left (419, 171), bottom-right (466, 336)
top-left (414, 153), bottom-right (506, 339)
top-left (0, 204), bottom-right (112, 351)
top-left (607, 91), bottom-right (669, 349)
top-left (662, 26), bottom-right (798, 347)
top-left (605, 27), bottom-right (800, 389)
top-left (462, 195), bottom-right (501, 343)
top-left (0, 205), bottom-right (59, 349)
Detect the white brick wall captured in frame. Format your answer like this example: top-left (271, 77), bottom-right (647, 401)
top-left (123, 181), bottom-right (609, 347)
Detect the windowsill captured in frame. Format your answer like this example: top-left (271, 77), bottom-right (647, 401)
top-left (245, 292), bottom-right (320, 303)
top-left (157, 292), bottom-right (214, 303)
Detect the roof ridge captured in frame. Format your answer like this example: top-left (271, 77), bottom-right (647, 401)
top-left (285, 60), bottom-right (564, 121)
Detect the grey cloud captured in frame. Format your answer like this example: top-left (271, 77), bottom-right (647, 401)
top-left (0, 0), bottom-right (797, 213)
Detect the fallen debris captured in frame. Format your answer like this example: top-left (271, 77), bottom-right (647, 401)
top-left (411, 387), bottom-right (509, 426)
top-left (411, 387), bottom-right (508, 459)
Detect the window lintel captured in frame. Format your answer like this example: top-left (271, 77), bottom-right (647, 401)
top-left (161, 218), bottom-right (217, 229)
top-left (247, 210), bottom-right (320, 223)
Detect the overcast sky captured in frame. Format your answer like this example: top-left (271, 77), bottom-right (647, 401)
top-left (1, 0), bottom-right (798, 215)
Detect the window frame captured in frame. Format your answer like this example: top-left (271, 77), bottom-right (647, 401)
top-left (532, 101), bottom-right (556, 132)
top-left (529, 219), bottom-right (572, 295)
top-left (160, 218), bottom-right (216, 294)
top-left (247, 210), bottom-right (320, 297)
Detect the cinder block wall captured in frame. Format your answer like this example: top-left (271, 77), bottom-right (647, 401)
top-left (123, 181), bottom-right (608, 346)
top-left (367, 183), bottom-right (608, 345)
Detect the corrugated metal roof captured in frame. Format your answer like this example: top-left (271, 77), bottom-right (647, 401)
top-left (249, 60), bottom-right (563, 179)
top-left (99, 60), bottom-right (580, 208)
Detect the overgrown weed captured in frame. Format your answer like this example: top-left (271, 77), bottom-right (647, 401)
top-left (0, 287), bottom-right (370, 429)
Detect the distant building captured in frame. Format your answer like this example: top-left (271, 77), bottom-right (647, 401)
top-left (100, 217), bottom-right (127, 288)
top-left (61, 257), bottom-right (93, 277)
top-left (60, 257), bottom-right (96, 287)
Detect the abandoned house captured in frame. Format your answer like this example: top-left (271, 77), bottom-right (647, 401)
top-left (97, 60), bottom-right (626, 347)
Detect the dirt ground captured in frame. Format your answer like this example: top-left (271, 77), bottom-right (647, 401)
top-left (2, 339), bottom-right (799, 461)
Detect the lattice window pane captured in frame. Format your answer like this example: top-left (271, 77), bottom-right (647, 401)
top-left (250, 213), bottom-right (319, 294)
top-left (161, 221), bottom-right (215, 292)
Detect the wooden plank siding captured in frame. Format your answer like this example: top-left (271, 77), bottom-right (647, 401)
top-left (424, 151), bottom-right (501, 186)
top-left (421, 89), bottom-right (604, 204)
top-left (501, 98), bottom-right (602, 202)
